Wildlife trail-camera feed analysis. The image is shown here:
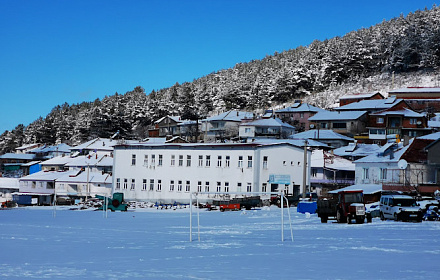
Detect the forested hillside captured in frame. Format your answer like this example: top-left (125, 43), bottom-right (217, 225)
top-left (1, 6), bottom-right (440, 153)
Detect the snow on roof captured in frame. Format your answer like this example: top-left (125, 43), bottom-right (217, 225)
top-left (15, 143), bottom-right (41, 151)
top-left (20, 170), bottom-right (77, 181)
top-left (0, 177), bottom-right (19, 189)
top-left (275, 103), bottom-right (325, 113)
top-left (56, 171), bottom-right (112, 184)
top-left (428, 113), bottom-right (440, 128)
top-left (371, 108), bottom-right (424, 117)
top-left (205, 110), bottom-right (254, 122)
top-left (308, 110), bottom-right (367, 121)
top-left (335, 98), bottom-right (402, 111)
top-left (249, 138), bottom-right (329, 148)
top-left (31, 143), bottom-right (71, 154)
top-left (333, 143), bottom-right (381, 158)
top-left (21, 161), bottom-right (41, 167)
top-left (70, 138), bottom-right (116, 151)
top-left (311, 150), bottom-right (355, 171)
top-left (65, 154), bottom-right (113, 167)
top-left (291, 129), bottom-right (354, 141)
top-left (419, 131), bottom-right (440, 140)
top-left (354, 140), bottom-right (413, 164)
top-left (40, 156), bottom-right (76, 166)
top-left (240, 118), bottom-right (295, 129)
top-left (0, 153), bottom-right (36, 160)
top-left (389, 87), bottom-right (440, 94)
top-left (339, 92), bottom-right (382, 100)
top-left (328, 184), bottom-right (382, 194)
top-left (154, 116), bottom-right (183, 124)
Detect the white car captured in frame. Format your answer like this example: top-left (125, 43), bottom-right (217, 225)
top-left (379, 194), bottom-right (423, 222)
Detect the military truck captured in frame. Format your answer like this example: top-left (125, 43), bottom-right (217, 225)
top-left (317, 190), bottom-right (372, 224)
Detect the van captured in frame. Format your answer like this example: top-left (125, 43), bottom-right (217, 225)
top-left (379, 194), bottom-right (422, 222)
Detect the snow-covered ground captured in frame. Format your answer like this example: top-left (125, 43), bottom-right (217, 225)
top-left (1, 206), bottom-right (439, 279)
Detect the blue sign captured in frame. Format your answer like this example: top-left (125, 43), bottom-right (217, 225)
top-left (268, 175), bottom-right (291, 185)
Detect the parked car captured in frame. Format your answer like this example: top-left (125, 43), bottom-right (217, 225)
top-left (379, 194), bottom-right (422, 222)
top-left (366, 202), bottom-right (380, 218)
top-left (56, 196), bottom-right (73, 205)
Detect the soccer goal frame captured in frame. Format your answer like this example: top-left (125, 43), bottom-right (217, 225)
top-left (189, 191), bottom-right (294, 242)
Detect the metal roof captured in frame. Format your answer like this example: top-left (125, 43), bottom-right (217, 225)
top-left (240, 118), bottom-right (295, 129)
top-left (339, 92), bottom-right (382, 100)
top-left (308, 110), bottom-right (367, 121)
top-left (335, 98), bottom-right (403, 111)
top-left (290, 129), bottom-right (354, 141)
top-left (275, 103), bottom-right (325, 113)
top-left (204, 110), bottom-right (254, 122)
top-left (389, 87), bottom-right (440, 94)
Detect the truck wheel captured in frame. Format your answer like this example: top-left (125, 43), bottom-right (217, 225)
top-left (366, 213), bottom-right (372, 223)
top-left (337, 210), bottom-right (346, 223)
top-left (356, 217), bottom-right (364, 224)
top-left (347, 214), bottom-right (352, 224)
top-left (320, 216), bottom-right (328, 223)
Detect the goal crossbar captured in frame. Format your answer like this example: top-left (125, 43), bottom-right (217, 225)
top-left (189, 191), bottom-right (294, 242)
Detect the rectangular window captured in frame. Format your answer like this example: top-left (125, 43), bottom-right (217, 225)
top-left (237, 182), bottom-right (242, 192)
top-left (179, 155), bottom-right (184, 166)
top-left (185, 181), bottom-right (190, 192)
top-left (131, 154), bottom-right (136, 166)
top-left (247, 183), bottom-right (252, 192)
top-left (333, 122), bottom-right (347, 129)
top-left (225, 156), bottom-right (230, 167)
top-left (116, 178), bottom-right (121, 189)
top-left (177, 180), bottom-right (183, 192)
top-left (238, 156), bottom-right (243, 168)
top-left (224, 182), bottom-right (229, 192)
top-left (198, 181), bottom-right (202, 192)
top-left (248, 156), bottom-right (253, 168)
top-left (205, 181), bottom-right (210, 192)
top-left (150, 179), bottom-right (154, 191)
top-left (377, 117), bottom-right (384, 124)
top-left (363, 168), bottom-right (369, 180)
top-left (380, 168), bottom-right (387, 180)
top-left (198, 155), bottom-right (203, 167)
top-left (262, 183), bottom-right (267, 192)
top-left (144, 155), bottom-right (148, 166)
top-left (186, 155), bottom-right (191, 167)
top-left (217, 182), bottom-right (221, 192)
top-left (217, 156), bottom-right (222, 167)
top-left (123, 179), bottom-right (128, 189)
top-left (151, 154), bottom-right (156, 166)
top-left (263, 156), bottom-right (268, 169)
top-left (206, 155), bottom-right (211, 167)
top-left (142, 179), bottom-right (147, 190)
top-left (300, 113), bottom-right (304, 119)
top-left (158, 155), bottom-right (163, 166)
top-left (245, 127), bottom-right (251, 133)
top-left (169, 180), bottom-right (175, 191)
top-left (409, 118), bottom-right (417, 125)
top-left (171, 155), bottom-right (176, 166)
top-left (157, 179), bottom-right (162, 191)
top-left (131, 179), bottom-right (135, 190)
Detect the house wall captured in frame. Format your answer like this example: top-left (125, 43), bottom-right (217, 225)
top-left (355, 162), bottom-right (400, 185)
top-left (276, 112), bottom-right (317, 131)
top-left (112, 144), bottom-right (311, 203)
top-left (20, 180), bottom-right (55, 195)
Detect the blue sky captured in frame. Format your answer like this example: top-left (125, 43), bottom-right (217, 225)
top-left (0, 0), bottom-right (438, 133)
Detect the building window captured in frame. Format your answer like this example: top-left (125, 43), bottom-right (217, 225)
top-left (224, 182), bottom-right (229, 192)
top-left (380, 168), bottom-right (387, 180)
top-left (225, 156), bottom-right (230, 167)
top-left (409, 118), bottom-right (417, 125)
top-left (237, 182), bottom-right (242, 192)
top-left (247, 156), bottom-right (252, 168)
top-left (262, 183), bottom-right (267, 192)
top-left (171, 155), bottom-right (175, 166)
top-left (142, 179), bottom-right (147, 190)
top-left (363, 168), bottom-right (369, 180)
top-left (131, 179), bottom-right (136, 190)
top-left (300, 113), bottom-right (304, 119)
top-left (179, 155), bottom-right (184, 166)
top-left (151, 154), bottom-right (156, 166)
top-left (131, 154), bottom-right (136, 166)
top-left (169, 180), bottom-right (175, 191)
top-left (409, 130), bottom-right (417, 137)
top-left (123, 179), bottom-right (128, 189)
top-left (377, 117), bottom-right (384, 124)
top-left (116, 178), bottom-right (121, 189)
top-left (198, 181), bottom-right (202, 192)
top-left (283, 161), bottom-right (287, 166)
top-left (333, 122), bottom-right (347, 129)
top-left (198, 155), bottom-right (203, 167)
top-left (144, 155), bottom-right (148, 166)
top-left (177, 180), bottom-right (183, 192)
top-left (206, 155), bottom-right (211, 167)
top-left (157, 180), bottom-right (162, 191)
top-left (263, 156), bottom-right (268, 169)
top-left (205, 181), bottom-right (210, 192)
top-left (158, 155), bottom-right (163, 166)
top-left (186, 155), bottom-right (191, 167)
top-left (217, 182), bottom-right (221, 192)
top-left (150, 179), bottom-right (154, 191)
top-left (238, 156), bottom-right (243, 168)
top-left (245, 127), bottom-right (251, 133)
top-left (185, 181), bottom-right (190, 192)
top-left (247, 183), bottom-right (252, 192)
top-left (217, 156), bottom-right (222, 167)
top-left (312, 168), bottom-right (318, 177)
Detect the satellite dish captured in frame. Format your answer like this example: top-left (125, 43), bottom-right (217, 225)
top-left (416, 121), bottom-right (422, 125)
top-left (310, 124), bottom-right (315, 129)
top-left (398, 159), bottom-right (408, 170)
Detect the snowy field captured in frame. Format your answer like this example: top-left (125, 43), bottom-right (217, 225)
top-left (1, 206), bottom-right (440, 280)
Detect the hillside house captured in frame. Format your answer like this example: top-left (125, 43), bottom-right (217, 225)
top-left (202, 110), bottom-right (254, 142)
top-left (275, 102), bottom-right (325, 131)
top-left (308, 111), bottom-right (368, 137)
top-left (290, 129), bottom-right (354, 148)
top-left (239, 118), bottom-right (295, 140)
top-left (339, 92), bottom-right (384, 107)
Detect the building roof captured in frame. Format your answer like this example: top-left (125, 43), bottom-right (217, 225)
top-left (0, 153), bottom-right (36, 160)
top-left (240, 118), bottom-right (295, 129)
top-left (21, 161), bottom-right (41, 167)
top-left (291, 129), bottom-right (354, 141)
top-left (275, 103), bottom-right (325, 113)
top-left (31, 143), bottom-right (71, 154)
top-left (371, 108), bottom-right (424, 118)
top-left (308, 110), bottom-right (367, 121)
top-left (40, 156), bottom-right (76, 166)
top-left (333, 143), bottom-right (381, 158)
top-left (389, 87), bottom-right (440, 94)
top-left (204, 110), bottom-right (254, 122)
top-left (154, 115), bottom-right (185, 124)
top-left (20, 170), bottom-right (77, 181)
top-left (419, 131), bottom-right (440, 140)
top-left (428, 113), bottom-right (440, 128)
top-left (0, 177), bottom-right (19, 189)
top-left (311, 150), bottom-right (355, 171)
top-left (247, 138), bottom-right (330, 148)
top-left (328, 184), bottom-right (382, 195)
top-left (339, 92), bottom-right (383, 100)
top-left (56, 171), bottom-right (112, 184)
top-left (354, 140), bottom-right (413, 164)
top-left (65, 154), bottom-right (113, 167)
top-left (335, 97), bottom-right (403, 111)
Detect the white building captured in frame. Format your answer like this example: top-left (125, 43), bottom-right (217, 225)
top-left (113, 141), bottom-right (311, 204)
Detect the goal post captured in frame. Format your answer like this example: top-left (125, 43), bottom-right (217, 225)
top-left (189, 191), bottom-right (294, 242)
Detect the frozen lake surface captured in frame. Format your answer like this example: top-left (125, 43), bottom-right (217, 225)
top-left (1, 206), bottom-right (439, 279)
